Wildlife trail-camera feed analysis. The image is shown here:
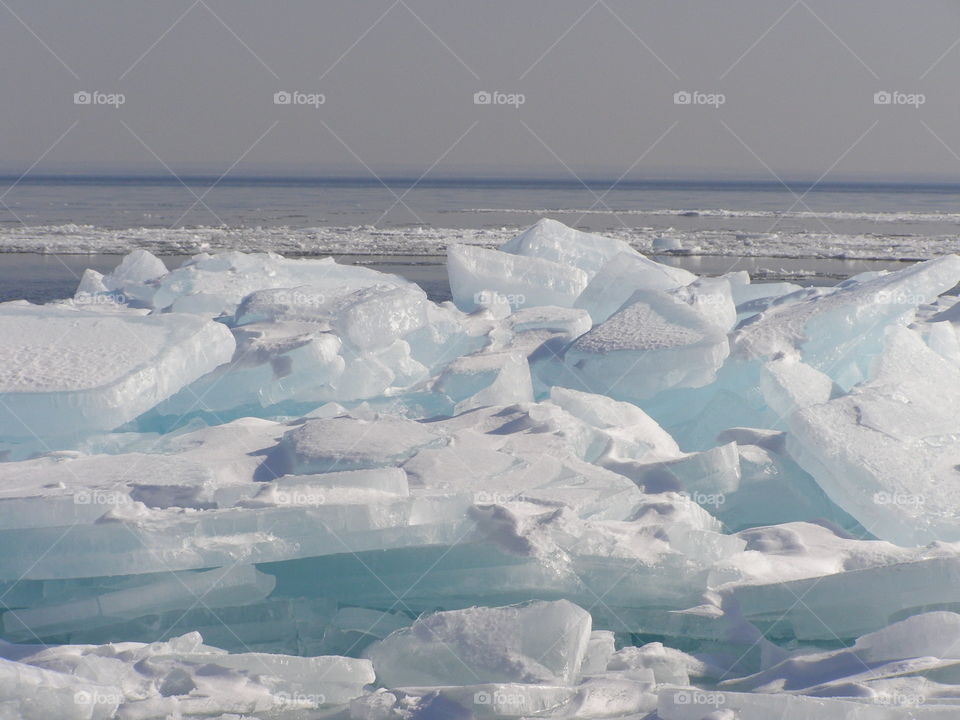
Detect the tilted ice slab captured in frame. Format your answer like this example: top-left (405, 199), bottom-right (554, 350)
top-left (562, 289), bottom-right (730, 401)
top-left (433, 350), bottom-right (534, 414)
top-left (733, 255), bottom-right (960, 388)
top-left (784, 327), bottom-right (960, 545)
top-left (447, 243), bottom-right (588, 311)
top-left (0, 303), bottom-right (234, 438)
top-left (729, 553), bottom-right (960, 642)
top-left (576, 252), bottom-right (697, 324)
top-left (499, 217), bottom-right (641, 277)
top-left (721, 611), bottom-right (960, 694)
top-left (660, 613), bottom-right (960, 719)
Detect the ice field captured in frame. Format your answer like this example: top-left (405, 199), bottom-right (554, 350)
top-left (6, 214), bottom-right (960, 260)
top-left (3, 218), bottom-right (960, 718)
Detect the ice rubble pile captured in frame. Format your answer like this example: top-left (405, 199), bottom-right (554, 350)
top-left (2, 219), bottom-right (960, 717)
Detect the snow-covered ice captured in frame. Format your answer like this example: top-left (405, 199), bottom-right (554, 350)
top-left (2, 218), bottom-right (960, 718)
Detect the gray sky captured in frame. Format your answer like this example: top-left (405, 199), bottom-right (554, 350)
top-left (2, 0), bottom-right (959, 181)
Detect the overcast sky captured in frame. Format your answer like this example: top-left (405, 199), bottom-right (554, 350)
top-left (2, 0), bottom-right (959, 181)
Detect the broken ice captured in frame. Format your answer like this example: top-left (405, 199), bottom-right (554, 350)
top-left (3, 218), bottom-right (960, 718)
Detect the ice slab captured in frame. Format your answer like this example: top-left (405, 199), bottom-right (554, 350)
top-left (733, 255), bottom-right (960, 387)
top-left (240, 467), bottom-right (410, 507)
top-left (276, 415), bottom-right (447, 474)
top-left (575, 251), bottom-right (697, 324)
top-left (563, 289), bottom-right (730, 401)
top-left (721, 611), bottom-right (960, 695)
top-left (670, 276), bottom-right (738, 333)
top-left (0, 417), bottom-right (286, 527)
top-left (101, 248), bottom-right (168, 306)
top-left (712, 432), bottom-right (858, 531)
top-left (785, 327), bottom-right (960, 545)
top-left (499, 217), bottom-right (641, 277)
top-left (447, 244), bottom-right (588, 312)
top-left (0, 303), bottom-right (234, 438)
top-left (0, 657), bottom-right (121, 720)
top-left (503, 305), bottom-right (592, 339)
top-left (365, 600), bottom-right (592, 687)
top-left (1, 565), bottom-right (274, 642)
top-left (433, 350), bottom-right (533, 413)
top-left (729, 554), bottom-right (960, 642)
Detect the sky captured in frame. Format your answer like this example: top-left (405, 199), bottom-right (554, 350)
top-left (1, 0), bottom-right (959, 182)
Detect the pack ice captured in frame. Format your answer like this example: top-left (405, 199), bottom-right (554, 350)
top-left (3, 218), bottom-right (960, 718)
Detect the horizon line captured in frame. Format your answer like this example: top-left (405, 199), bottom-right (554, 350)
top-left (3, 174), bottom-right (960, 192)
